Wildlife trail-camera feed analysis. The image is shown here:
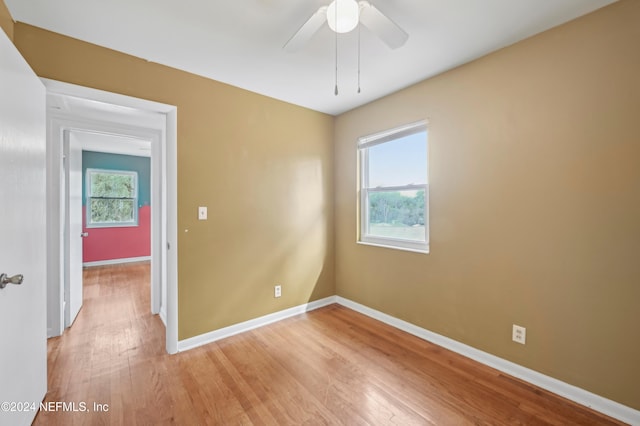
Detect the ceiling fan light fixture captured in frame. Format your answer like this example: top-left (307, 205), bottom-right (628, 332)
top-left (327, 0), bottom-right (359, 34)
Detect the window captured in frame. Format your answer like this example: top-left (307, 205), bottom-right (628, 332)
top-left (86, 169), bottom-right (138, 228)
top-left (358, 121), bottom-right (428, 253)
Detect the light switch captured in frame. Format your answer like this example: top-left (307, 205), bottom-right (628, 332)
top-left (198, 206), bottom-right (207, 220)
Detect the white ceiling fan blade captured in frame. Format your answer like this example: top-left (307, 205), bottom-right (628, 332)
top-left (358, 1), bottom-right (408, 49)
top-left (283, 6), bottom-right (328, 52)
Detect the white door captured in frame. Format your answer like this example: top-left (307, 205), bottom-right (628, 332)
top-left (0, 30), bottom-right (47, 426)
top-left (64, 131), bottom-right (84, 327)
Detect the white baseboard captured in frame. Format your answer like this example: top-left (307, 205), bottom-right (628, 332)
top-left (83, 256), bottom-right (151, 267)
top-left (177, 296), bottom-right (337, 352)
top-left (335, 296), bottom-right (640, 426)
top-left (159, 308), bottom-right (167, 326)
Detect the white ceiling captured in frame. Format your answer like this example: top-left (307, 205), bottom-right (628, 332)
top-left (48, 92), bottom-right (158, 156)
top-left (47, 91), bottom-right (166, 131)
top-left (69, 130), bottom-right (151, 158)
top-left (7, 0), bottom-right (616, 115)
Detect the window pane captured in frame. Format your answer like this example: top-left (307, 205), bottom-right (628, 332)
top-left (368, 131), bottom-right (427, 188)
top-left (367, 189), bottom-right (425, 242)
top-left (90, 172), bottom-right (135, 198)
top-left (90, 199), bottom-right (135, 224)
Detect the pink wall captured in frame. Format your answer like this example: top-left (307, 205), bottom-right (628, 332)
top-left (82, 205), bottom-right (151, 262)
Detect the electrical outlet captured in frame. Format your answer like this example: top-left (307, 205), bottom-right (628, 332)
top-left (512, 324), bottom-right (526, 345)
top-left (198, 206), bottom-right (207, 220)
top-left (274, 285), bottom-right (282, 298)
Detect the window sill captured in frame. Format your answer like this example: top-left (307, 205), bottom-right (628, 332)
top-left (86, 223), bottom-right (139, 229)
top-left (357, 240), bottom-right (429, 254)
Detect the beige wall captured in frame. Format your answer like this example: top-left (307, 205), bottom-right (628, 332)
top-left (335, 0), bottom-right (640, 410)
top-left (13, 24), bottom-right (335, 340)
top-left (0, 0), bottom-right (13, 41)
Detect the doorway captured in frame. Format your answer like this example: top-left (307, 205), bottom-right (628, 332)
top-left (44, 79), bottom-right (178, 354)
top-left (65, 130), bottom-right (154, 328)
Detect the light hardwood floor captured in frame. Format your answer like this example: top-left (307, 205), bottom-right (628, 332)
top-left (35, 263), bottom-right (624, 425)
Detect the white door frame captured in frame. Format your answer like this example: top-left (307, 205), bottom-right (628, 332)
top-left (43, 79), bottom-right (178, 354)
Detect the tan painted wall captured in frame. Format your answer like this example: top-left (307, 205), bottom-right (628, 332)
top-left (13, 24), bottom-right (335, 340)
top-left (335, 0), bottom-right (640, 410)
top-left (0, 0), bottom-right (13, 41)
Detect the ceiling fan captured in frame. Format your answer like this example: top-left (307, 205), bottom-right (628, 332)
top-left (283, 0), bottom-right (409, 52)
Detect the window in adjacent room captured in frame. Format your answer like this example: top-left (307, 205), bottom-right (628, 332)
top-left (86, 169), bottom-right (138, 228)
top-left (358, 121), bottom-right (428, 253)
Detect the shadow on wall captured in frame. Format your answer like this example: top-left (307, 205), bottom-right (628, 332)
top-left (216, 156), bottom-right (331, 319)
top-left (179, 155), bottom-right (334, 337)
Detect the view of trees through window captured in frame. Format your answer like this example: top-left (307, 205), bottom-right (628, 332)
top-left (368, 190), bottom-right (426, 241)
top-left (88, 170), bottom-right (137, 226)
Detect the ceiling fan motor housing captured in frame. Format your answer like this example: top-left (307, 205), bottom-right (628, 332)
top-left (327, 0), bottom-right (360, 33)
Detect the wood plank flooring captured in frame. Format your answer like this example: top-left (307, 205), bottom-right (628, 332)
top-left (34, 263), bottom-right (625, 425)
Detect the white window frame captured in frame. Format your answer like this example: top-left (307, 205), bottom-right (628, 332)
top-left (86, 168), bottom-right (139, 228)
top-left (358, 121), bottom-right (429, 253)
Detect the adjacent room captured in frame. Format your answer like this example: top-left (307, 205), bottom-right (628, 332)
top-left (0, 0), bottom-right (638, 424)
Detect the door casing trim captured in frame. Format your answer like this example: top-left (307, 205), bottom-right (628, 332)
top-left (43, 79), bottom-right (178, 354)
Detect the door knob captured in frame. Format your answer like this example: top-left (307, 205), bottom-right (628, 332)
top-left (81, 232), bottom-right (89, 238)
top-left (0, 273), bottom-right (24, 289)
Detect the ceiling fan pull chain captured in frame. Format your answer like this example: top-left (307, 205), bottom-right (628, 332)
top-left (357, 24), bottom-right (361, 94)
top-left (334, 0), bottom-right (339, 96)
